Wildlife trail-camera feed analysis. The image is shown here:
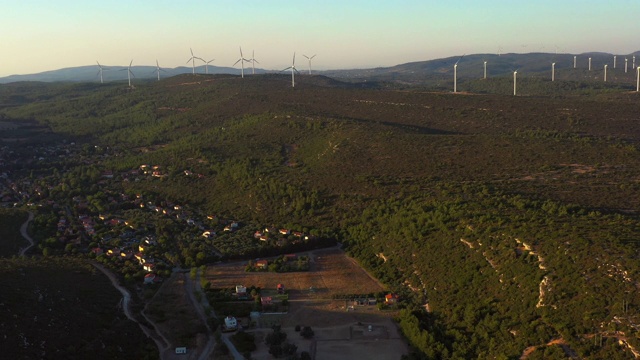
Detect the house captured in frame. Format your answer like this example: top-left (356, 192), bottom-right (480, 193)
top-left (91, 247), bottom-right (104, 256)
top-left (255, 260), bottom-right (268, 269)
top-left (236, 285), bottom-right (247, 295)
top-left (120, 251), bottom-right (133, 260)
top-left (143, 263), bottom-right (156, 272)
top-left (202, 230), bottom-right (215, 238)
top-left (277, 284), bottom-right (285, 294)
top-left (144, 273), bottom-right (157, 284)
top-left (292, 231), bottom-right (304, 238)
top-left (224, 316), bottom-right (238, 330)
top-left (385, 293), bottom-right (399, 304)
top-left (279, 228), bottom-right (290, 235)
top-left (253, 231), bottom-right (263, 239)
top-left (259, 235), bottom-right (268, 242)
top-left (138, 244), bottom-right (147, 252)
top-left (261, 296), bottom-right (272, 305)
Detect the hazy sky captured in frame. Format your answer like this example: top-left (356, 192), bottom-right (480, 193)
top-left (1, 0), bottom-right (639, 77)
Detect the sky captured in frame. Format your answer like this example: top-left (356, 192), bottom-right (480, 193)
top-left (1, 0), bottom-right (639, 77)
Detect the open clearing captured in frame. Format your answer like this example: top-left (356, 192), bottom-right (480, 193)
top-left (206, 248), bottom-right (408, 359)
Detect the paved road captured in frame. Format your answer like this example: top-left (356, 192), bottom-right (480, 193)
top-left (18, 211), bottom-right (34, 256)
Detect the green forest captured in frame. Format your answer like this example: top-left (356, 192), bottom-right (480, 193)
top-left (1, 74), bottom-right (640, 358)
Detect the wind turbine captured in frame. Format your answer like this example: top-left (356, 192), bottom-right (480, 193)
top-left (483, 60), bottom-right (487, 79)
top-left (453, 55), bottom-right (464, 93)
top-left (551, 62), bottom-right (555, 81)
top-left (303, 54), bottom-right (316, 75)
top-left (604, 64), bottom-right (608, 82)
top-left (187, 48), bottom-right (204, 75)
top-left (250, 50), bottom-right (259, 75)
top-left (233, 47), bottom-right (251, 78)
top-left (625, 58), bottom-right (628, 73)
top-left (204, 59), bottom-right (215, 74)
top-left (120, 60), bottom-right (135, 87)
top-left (153, 60), bottom-right (166, 81)
top-left (589, 57), bottom-right (592, 71)
top-left (573, 55), bottom-right (577, 69)
top-left (282, 52), bottom-right (299, 88)
top-left (513, 69), bottom-right (518, 96)
top-left (96, 61), bottom-right (109, 84)
top-left (637, 66), bottom-right (639, 92)
top-left (614, 55), bottom-right (617, 69)
top-left (634, 55), bottom-right (636, 69)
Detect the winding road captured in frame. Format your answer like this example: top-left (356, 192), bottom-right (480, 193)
top-left (18, 211), bottom-right (34, 256)
top-left (91, 262), bottom-right (169, 359)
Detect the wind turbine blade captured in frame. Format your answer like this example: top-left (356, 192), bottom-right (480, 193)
top-left (233, 59), bottom-right (241, 66)
top-left (293, 52), bottom-right (296, 65)
top-left (187, 58), bottom-right (192, 64)
top-left (254, 59), bottom-right (259, 64)
top-left (311, 54), bottom-right (316, 59)
top-left (282, 67), bottom-right (292, 72)
top-left (156, 60), bottom-right (159, 67)
top-left (129, 60), bottom-right (133, 67)
top-left (240, 46), bottom-right (243, 57)
top-left (190, 48), bottom-right (194, 56)
top-left (303, 54), bottom-right (309, 59)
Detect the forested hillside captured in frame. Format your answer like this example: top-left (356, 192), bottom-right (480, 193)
top-left (2, 74), bottom-right (640, 358)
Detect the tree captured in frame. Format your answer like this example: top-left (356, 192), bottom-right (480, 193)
top-left (300, 326), bottom-right (314, 339)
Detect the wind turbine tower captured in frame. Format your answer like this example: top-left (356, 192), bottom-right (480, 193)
top-left (453, 55), bottom-right (464, 93)
top-left (589, 57), bottom-right (592, 71)
top-left (205, 59), bottom-right (215, 74)
top-left (637, 66), bottom-right (639, 92)
top-left (120, 60), bottom-right (135, 87)
top-left (604, 64), bottom-right (608, 82)
top-left (573, 56), bottom-right (576, 69)
top-left (303, 54), bottom-right (316, 75)
top-left (233, 47), bottom-right (251, 78)
top-left (552, 63), bottom-right (555, 81)
top-left (483, 61), bottom-right (487, 79)
top-left (634, 55), bottom-right (636, 69)
top-left (625, 58), bottom-right (628, 73)
top-left (282, 52), bottom-right (299, 88)
top-left (153, 60), bottom-right (166, 81)
top-left (250, 50), bottom-right (259, 75)
top-left (614, 56), bottom-right (617, 69)
top-left (187, 48), bottom-right (204, 75)
top-left (96, 61), bottom-right (108, 84)
top-left (513, 70), bottom-right (518, 96)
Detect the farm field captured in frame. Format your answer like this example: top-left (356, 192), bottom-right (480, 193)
top-left (206, 248), bottom-right (408, 359)
top-left (205, 248), bottom-right (385, 299)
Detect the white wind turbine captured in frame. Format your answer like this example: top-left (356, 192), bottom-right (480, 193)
top-left (96, 61), bottom-right (109, 84)
top-left (233, 47), bottom-right (251, 78)
top-left (604, 64), bottom-right (608, 82)
top-left (588, 57), bottom-right (592, 71)
top-left (573, 55), bottom-right (577, 69)
top-left (614, 55), bottom-right (617, 69)
top-left (453, 55), bottom-right (464, 93)
top-left (633, 55), bottom-right (636, 69)
top-left (250, 50), bottom-right (259, 75)
top-left (187, 48), bottom-right (204, 75)
top-left (120, 60), bottom-right (135, 87)
top-left (625, 58), bottom-right (628, 73)
top-left (153, 60), bottom-right (167, 81)
top-left (513, 69), bottom-right (519, 96)
top-left (483, 60), bottom-right (487, 79)
top-left (205, 59), bottom-right (215, 74)
top-left (637, 66), bottom-right (639, 92)
top-left (282, 52), bottom-right (299, 88)
top-left (303, 54), bottom-right (316, 75)
top-left (551, 62), bottom-right (555, 81)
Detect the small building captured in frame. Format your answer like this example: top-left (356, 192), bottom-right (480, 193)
top-left (143, 263), bottom-right (156, 272)
top-left (261, 296), bottom-right (273, 305)
top-left (385, 293), bottom-right (399, 304)
top-left (255, 260), bottom-right (268, 269)
top-left (144, 273), bottom-right (157, 285)
top-left (224, 316), bottom-right (238, 330)
top-left (277, 283), bottom-right (285, 294)
top-left (236, 285), bottom-right (247, 295)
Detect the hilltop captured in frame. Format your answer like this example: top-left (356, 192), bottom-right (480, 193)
top-left (1, 74), bottom-right (640, 358)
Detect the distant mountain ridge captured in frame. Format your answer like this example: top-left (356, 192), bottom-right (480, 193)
top-left (1, 51), bottom-right (638, 84)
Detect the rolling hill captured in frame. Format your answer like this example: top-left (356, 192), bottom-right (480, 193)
top-left (2, 73), bottom-right (640, 359)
